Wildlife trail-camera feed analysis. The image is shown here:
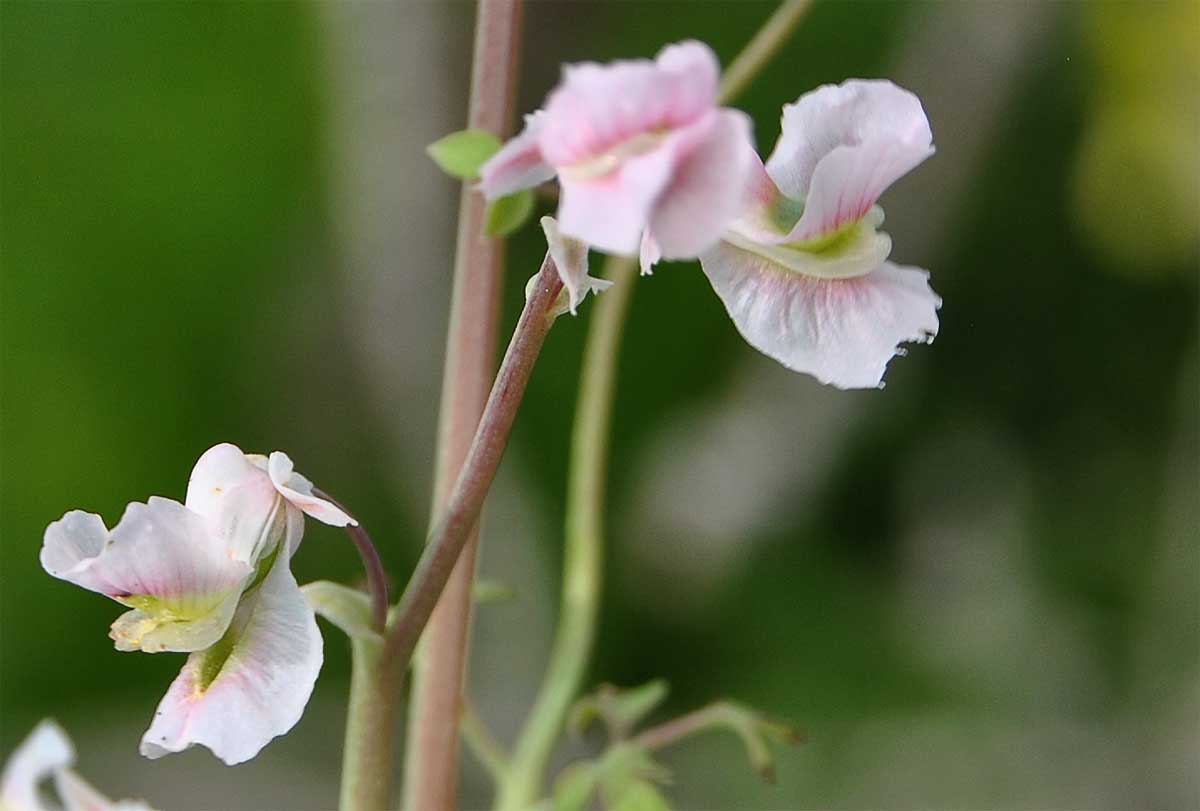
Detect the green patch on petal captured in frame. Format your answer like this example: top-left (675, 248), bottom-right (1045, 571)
top-left (726, 205), bottom-right (892, 280)
top-left (196, 623), bottom-right (238, 691)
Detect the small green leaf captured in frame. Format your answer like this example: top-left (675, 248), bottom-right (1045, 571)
top-left (485, 189), bottom-right (535, 237)
top-left (301, 581), bottom-right (381, 643)
top-left (426, 129), bottom-right (502, 179)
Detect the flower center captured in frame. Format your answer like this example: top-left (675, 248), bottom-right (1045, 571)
top-left (559, 130), bottom-right (668, 181)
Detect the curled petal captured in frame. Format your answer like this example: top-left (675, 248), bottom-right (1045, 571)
top-left (1, 720), bottom-right (73, 810)
top-left (539, 40), bottom-right (718, 168)
top-left (646, 109), bottom-right (755, 260)
top-left (139, 557), bottom-right (323, 766)
top-left (42, 500), bottom-right (252, 653)
top-left (766, 80), bottom-right (933, 242)
top-left (540, 216), bottom-right (611, 315)
top-left (187, 443), bottom-right (285, 565)
top-left (266, 452), bottom-right (354, 527)
top-left (726, 206), bottom-right (892, 281)
top-left (700, 242), bottom-right (940, 389)
top-left (478, 111), bottom-right (555, 200)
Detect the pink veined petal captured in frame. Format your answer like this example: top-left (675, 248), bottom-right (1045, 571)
top-left (639, 230), bottom-right (662, 275)
top-left (0, 720), bottom-right (73, 811)
top-left (186, 443), bottom-right (285, 565)
top-left (765, 80), bottom-right (933, 242)
top-left (646, 108), bottom-right (755, 259)
top-left (699, 241), bottom-right (940, 389)
top-left (266, 452), bottom-right (355, 528)
top-left (41, 500), bottom-right (253, 653)
top-left (539, 40), bottom-right (719, 167)
top-left (478, 111), bottom-right (556, 200)
top-left (728, 153), bottom-right (794, 245)
top-left (139, 556), bottom-right (323, 766)
top-left (540, 216), bottom-right (612, 315)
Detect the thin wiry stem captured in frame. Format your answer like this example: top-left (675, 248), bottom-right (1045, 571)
top-left (496, 3), bottom-right (815, 806)
top-left (312, 487), bottom-right (388, 632)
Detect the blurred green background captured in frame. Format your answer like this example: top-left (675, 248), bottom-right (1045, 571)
top-left (2, 1), bottom-right (1197, 809)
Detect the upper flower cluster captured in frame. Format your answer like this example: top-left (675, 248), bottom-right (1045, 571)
top-left (479, 42), bottom-right (940, 389)
top-left (40, 444), bottom-right (352, 765)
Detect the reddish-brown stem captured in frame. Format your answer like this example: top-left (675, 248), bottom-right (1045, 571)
top-left (311, 487), bottom-right (389, 633)
top-left (403, 2), bottom-right (525, 809)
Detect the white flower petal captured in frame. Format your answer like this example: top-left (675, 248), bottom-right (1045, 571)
top-left (639, 230), bottom-right (662, 275)
top-left (700, 241), bottom-right (940, 389)
top-left (540, 216), bottom-right (611, 315)
top-left (186, 443), bottom-right (288, 565)
top-left (266, 452), bottom-right (355, 528)
top-left (766, 80), bottom-right (933, 242)
top-left (1, 720), bottom-right (73, 811)
top-left (725, 206), bottom-right (892, 280)
top-left (139, 556), bottom-right (323, 765)
top-left (42, 500), bottom-right (252, 653)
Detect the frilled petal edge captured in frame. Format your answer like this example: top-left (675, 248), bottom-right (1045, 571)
top-left (139, 556), bottom-right (322, 765)
top-left (540, 216), bottom-right (611, 315)
top-left (699, 241), bottom-right (940, 389)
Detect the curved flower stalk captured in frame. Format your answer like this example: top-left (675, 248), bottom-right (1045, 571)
top-left (1, 720), bottom-right (159, 811)
top-left (692, 80), bottom-right (941, 389)
top-left (41, 444), bottom-right (354, 765)
top-left (479, 41), bottom-right (755, 261)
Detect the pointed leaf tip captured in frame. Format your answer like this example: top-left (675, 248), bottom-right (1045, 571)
top-left (427, 129), bottom-right (502, 179)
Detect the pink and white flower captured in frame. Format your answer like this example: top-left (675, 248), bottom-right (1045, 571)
top-left (693, 80), bottom-right (941, 389)
top-left (41, 444), bottom-right (353, 765)
top-left (480, 41), bottom-right (754, 260)
top-left (1, 720), bottom-right (158, 811)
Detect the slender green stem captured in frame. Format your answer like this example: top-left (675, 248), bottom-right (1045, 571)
top-left (495, 255), bottom-right (637, 811)
top-left (496, 3), bottom-right (815, 806)
top-left (339, 639), bottom-right (402, 811)
top-left (717, 0), bottom-right (813, 104)
top-left (461, 698), bottom-right (511, 782)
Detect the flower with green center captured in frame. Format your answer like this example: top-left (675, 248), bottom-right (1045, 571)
top-left (41, 444), bottom-right (354, 765)
top-left (664, 79), bottom-right (941, 389)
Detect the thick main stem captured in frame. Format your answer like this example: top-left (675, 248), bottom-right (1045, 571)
top-left (404, 2), bottom-right (524, 810)
top-left (496, 255), bottom-right (638, 810)
top-left (340, 640), bottom-right (403, 811)
top-left (497, 4), bottom-right (814, 806)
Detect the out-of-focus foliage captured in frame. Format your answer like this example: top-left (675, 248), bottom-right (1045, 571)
top-left (2, 2), bottom-right (1196, 809)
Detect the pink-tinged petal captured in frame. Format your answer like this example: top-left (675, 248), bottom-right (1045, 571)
top-left (186, 443), bottom-right (286, 565)
top-left (139, 557), bottom-right (322, 766)
top-left (42, 500), bottom-right (252, 653)
top-left (646, 109), bottom-right (755, 259)
top-left (539, 40), bottom-right (719, 168)
top-left (555, 110), bottom-right (728, 255)
top-left (478, 112), bottom-right (555, 200)
top-left (1, 720), bottom-right (73, 810)
top-left (700, 241), bottom-right (940, 389)
top-left (266, 452), bottom-right (355, 528)
top-left (766, 80), bottom-right (933, 242)
top-left (540, 216), bottom-right (611, 315)
top-left (725, 205), bottom-right (892, 280)
top-left (55, 770), bottom-right (157, 811)
top-left (639, 231), bottom-right (662, 275)
top-left (728, 154), bottom-right (796, 245)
